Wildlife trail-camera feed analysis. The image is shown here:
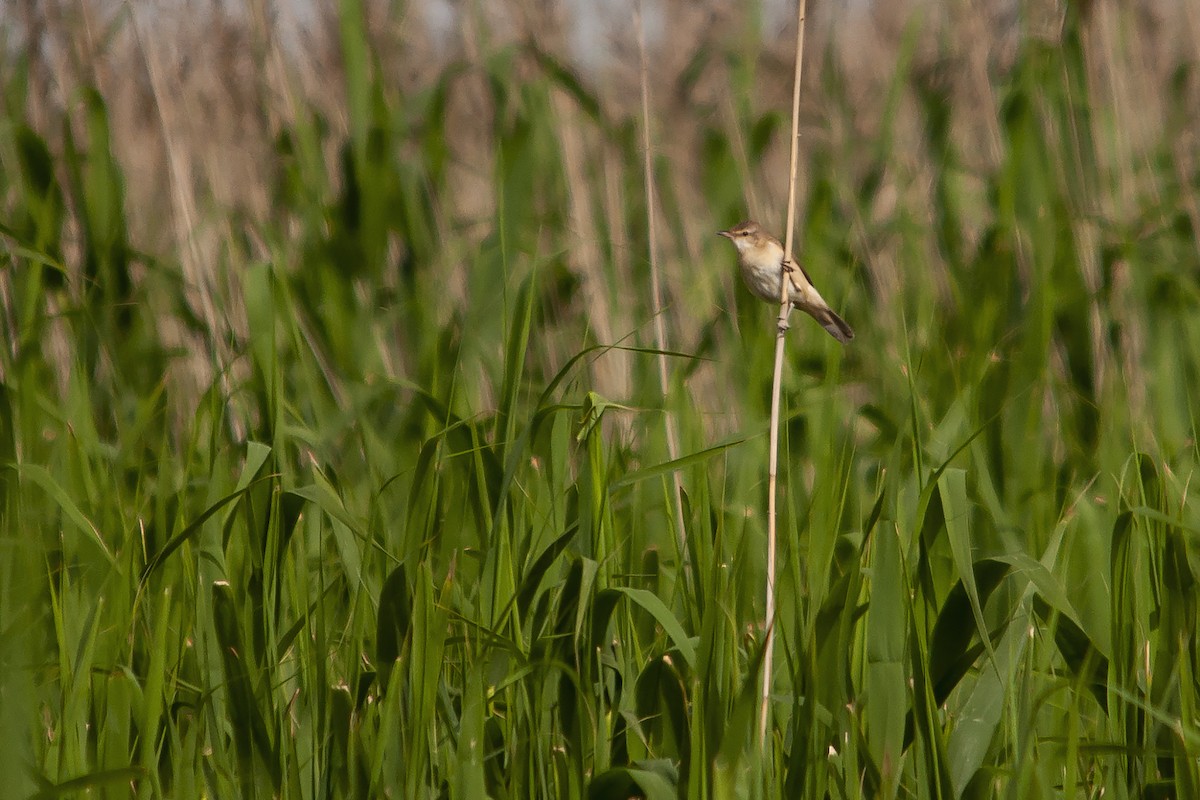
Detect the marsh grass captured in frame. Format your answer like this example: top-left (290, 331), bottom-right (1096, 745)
top-left (1, 2), bottom-right (1199, 798)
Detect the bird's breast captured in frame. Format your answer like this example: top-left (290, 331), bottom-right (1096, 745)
top-left (740, 259), bottom-right (786, 303)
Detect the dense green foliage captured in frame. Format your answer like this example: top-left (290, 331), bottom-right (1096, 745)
top-left (2, 5), bottom-right (1198, 799)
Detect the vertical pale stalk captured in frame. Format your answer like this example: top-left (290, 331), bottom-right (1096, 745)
top-left (760, 0), bottom-right (809, 745)
top-left (127, 3), bottom-right (243, 439)
top-left (636, 2), bottom-right (689, 567)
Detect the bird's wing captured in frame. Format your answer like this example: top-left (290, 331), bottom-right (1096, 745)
top-left (785, 259), bottom-right (819, 294)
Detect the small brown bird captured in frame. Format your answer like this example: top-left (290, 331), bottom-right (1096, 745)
top-left (718, 220), bottom-right (854, 344)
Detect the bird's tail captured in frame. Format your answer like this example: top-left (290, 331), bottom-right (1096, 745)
top-left (810, 306), bottom-right (855, 344)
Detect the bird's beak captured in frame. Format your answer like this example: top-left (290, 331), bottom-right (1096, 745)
top-left (717, 230), bottom-right (733, 239)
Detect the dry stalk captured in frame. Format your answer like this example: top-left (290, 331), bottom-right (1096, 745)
top-left (635, 2), bottom-right (689, 570)
top-left (760, 0), bottom-right (809, 747)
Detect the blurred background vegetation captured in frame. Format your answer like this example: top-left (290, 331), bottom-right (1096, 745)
top-left (1, 0), bottom-right (1198, 797)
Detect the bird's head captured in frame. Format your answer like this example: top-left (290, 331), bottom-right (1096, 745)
top-left (718, 220), bottom-right (766, 254)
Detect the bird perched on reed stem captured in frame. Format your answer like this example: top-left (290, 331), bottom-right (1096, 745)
top-left (718, 220), bottom-right (854, 344)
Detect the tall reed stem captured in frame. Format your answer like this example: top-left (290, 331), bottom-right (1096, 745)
top-left (760, 0), bottom-right (809, 746)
